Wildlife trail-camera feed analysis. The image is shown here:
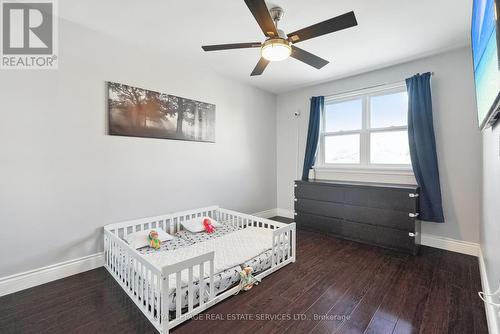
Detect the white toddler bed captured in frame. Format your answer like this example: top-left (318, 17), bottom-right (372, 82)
top-left (104, 206), bottom-right (296, 333)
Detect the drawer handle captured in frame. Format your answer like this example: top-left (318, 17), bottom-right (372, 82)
top-left (409, 232), bottom-right (416, 237)
top-left (409, 213), bottom-right (419, 218)
top-left (409, 193), bottom-right (419, 198)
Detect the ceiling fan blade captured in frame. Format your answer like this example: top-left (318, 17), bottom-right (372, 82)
top-left (250, 57), bottom-right (270, 76)
top-left (202, 42), bottom-right (261, 51)
top-left (244, 0), bottom-right (278, 37)
top-left (288, 11), bottom-right (357, 44)
top-left (290, 46), bottom-right (329, 69)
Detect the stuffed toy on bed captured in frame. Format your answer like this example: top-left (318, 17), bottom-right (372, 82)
top-left (238, 266), bottom-right (260, 292)
top-left (203, 218), bottom-right (215, 233)
top-left (147, 230), bottom-right (161, 249)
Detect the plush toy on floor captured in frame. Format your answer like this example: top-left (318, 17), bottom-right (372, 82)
top-left (148, 230), bottom-right (161, 249)
top-left (203, 218), bottom-right (215, 234)
top-left (238, 266), bottom-right (261, 292)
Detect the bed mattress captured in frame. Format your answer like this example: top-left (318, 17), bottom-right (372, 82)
top-left (136, 224), bottom-right (240, 255)
top-left (126, 223), bottom-right (287, 314)
top-left (173, 224), bottom-right (286, 274)
top-left (174, 225), bottom-right (276, 274)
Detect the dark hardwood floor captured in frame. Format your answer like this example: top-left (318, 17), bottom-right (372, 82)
top-left (0, 217), bottom-right (487, 334)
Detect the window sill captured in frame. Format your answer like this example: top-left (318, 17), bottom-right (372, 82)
top-left (312, 165), bottom-right (416, 185)
top-left (313, 165), bottom-right (413, 175)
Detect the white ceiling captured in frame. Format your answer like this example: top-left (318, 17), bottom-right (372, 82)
top-left (62, 0), bottom-right (472, 94)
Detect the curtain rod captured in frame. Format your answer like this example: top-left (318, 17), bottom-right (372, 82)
top-left (310, 72), bottom-right (435, 100)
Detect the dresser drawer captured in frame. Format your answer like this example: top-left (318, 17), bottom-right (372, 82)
top-left (344, 187), bottom-right (418, 212)
top-left (376, 227), bottom-right (417, 253)
top-left (342, 204), bottom-right (415, 231)
top-left (296, 182), bottom-right (418, 212)
top-left (295, 211), bottom-right (418, 254)
top-left (295, 199), bottom-right (344, 219)
top-left (295, 212), bottom-right (341, 233)
top-left (295, 183), bottom-right (345, 202)
top-left (296, 199), bottom-right (415, 231)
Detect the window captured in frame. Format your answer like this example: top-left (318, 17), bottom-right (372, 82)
top-left (318, 84), bottom-right (411, 169)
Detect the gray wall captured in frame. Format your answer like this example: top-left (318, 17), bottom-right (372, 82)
top-left (481, 124), bottom-right (500, 332)
top-left (276, 47), bottom-right (482, 243)
top-left (0, 19), bottom-right (277, 277)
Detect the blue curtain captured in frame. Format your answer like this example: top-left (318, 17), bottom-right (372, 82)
top-left (302, 96), bottom-right (324, 180)
top-left (406, 73), bottom-right (444, 222)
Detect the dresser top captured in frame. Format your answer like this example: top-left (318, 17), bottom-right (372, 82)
top-left (295, 179), bottom-right (419, 191)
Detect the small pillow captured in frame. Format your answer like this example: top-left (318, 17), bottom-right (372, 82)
top-left (181, 217), bottom-right (220, 233)
top-left (124, 228), bottom-right (173, 249)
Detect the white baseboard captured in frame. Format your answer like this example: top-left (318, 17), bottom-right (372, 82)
top-left (0, 252), bottom-right (104, 297)
top-left (252, 208), bottom-right (278, 219)
top-left (479, 249), bottom-right (500, 334)
top-left (420, 234), bottom-right (480, 256)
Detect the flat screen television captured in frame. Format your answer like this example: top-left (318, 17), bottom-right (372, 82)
top-left (471, 0), bottom-right (500, 129)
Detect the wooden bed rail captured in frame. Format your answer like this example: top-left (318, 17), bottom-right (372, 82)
top-left (104, 229), bottom-right (164, 332)
top-left (218, 208), bottom-right (288, 230)
top-left (161, 251), bottom-right (215, 327)
top-left (272, 223), bottom-right (296, 266)
top-left (104, 206), bottom-right (220, 236)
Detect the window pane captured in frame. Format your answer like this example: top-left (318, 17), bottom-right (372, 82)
top-left (370, 131), bottom-right (411, 164)
top-left (370, 91), bottom-right (408, 128)
top-left (324, 134), bottom-right (360, 164)
top-left (325, 99), bottom-right (362, 132)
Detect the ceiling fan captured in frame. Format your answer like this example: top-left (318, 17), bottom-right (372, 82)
top-left (201, 0), bottom-right (358, 76)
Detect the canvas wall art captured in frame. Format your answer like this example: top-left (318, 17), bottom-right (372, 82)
top-left (107, 82), bottom-right (216, 142)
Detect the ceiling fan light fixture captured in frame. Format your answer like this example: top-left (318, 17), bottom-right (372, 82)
top-left (201, 1), bottom-right (357, 76)
top-left (261, 38), bottom-right (291, 62)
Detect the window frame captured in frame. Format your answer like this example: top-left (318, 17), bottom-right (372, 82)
top-left (316, 82), bottom-right (412, 171)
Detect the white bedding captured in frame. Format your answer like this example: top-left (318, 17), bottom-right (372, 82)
top-left (142, 227), bottom-right (273, 288)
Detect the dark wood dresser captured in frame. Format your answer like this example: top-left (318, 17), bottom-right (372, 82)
top-left (294, 180), bottom-right (421, 255)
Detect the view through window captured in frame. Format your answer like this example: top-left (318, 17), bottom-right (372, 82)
top-left (318, 84), bottom-right (411, 168)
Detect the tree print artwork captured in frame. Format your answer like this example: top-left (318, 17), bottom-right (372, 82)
top-left (108, 82), bottom-right (215, 142)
